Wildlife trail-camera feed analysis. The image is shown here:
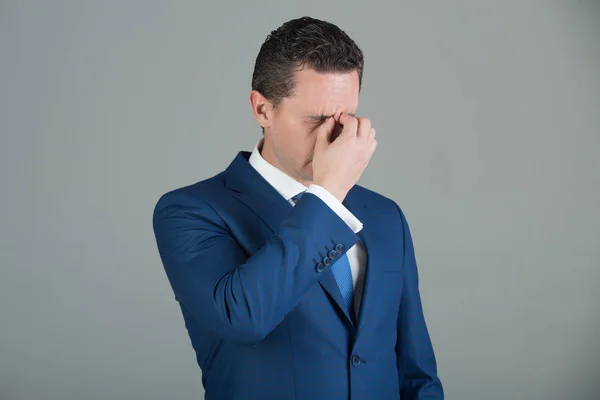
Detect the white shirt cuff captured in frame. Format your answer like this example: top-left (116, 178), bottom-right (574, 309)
top-left (306, 184), bottom-right (363, 234)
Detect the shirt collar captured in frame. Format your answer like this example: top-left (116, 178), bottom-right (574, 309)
top-left (248, 138), bottom-right (307, 201)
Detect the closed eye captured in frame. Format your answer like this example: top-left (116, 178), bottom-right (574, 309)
top-left (305, 112), bottom-right (356, 124)
top-left (305, 116), bottom-right (328, 125)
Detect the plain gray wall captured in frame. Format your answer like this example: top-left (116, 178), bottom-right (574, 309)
top-left (1, 1), bottom-right (599, 399)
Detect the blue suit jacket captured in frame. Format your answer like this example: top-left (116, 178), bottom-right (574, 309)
top-left (153, 151), bottom-right (443, 399)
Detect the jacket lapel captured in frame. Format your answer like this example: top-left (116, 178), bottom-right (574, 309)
top-left (344, 196), bottom-right (386, 341)
top-left (225, 151), bottom-right (293, 234)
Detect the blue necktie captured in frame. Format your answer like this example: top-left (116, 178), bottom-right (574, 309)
top-left (291, 191), bottom-right (355, 318)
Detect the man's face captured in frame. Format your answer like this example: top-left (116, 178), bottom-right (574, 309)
top-left (261, 67), bottom-right (360, 184)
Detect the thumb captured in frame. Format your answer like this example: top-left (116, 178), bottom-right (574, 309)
top-left (315, 117), bottom-right (336, 152)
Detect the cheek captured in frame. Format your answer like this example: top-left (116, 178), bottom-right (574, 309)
top-left (275, 118), bottom-right (302, 140)
top-left (281, 121), bottom-right (311, 145)
top-left (273, 117), bottom-right (315, 162)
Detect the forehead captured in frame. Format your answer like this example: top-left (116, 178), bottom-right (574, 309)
top-left (287, 67), bottom-right (360, 115)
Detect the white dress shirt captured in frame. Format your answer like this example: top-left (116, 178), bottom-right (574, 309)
top-left (248, 138), bottom-right (367, 317)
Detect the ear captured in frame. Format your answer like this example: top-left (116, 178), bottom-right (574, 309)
top-left (249, 90), bottom-right (275, 130)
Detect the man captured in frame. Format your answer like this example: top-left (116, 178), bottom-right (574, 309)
top-left (153, 16), bottom-right (443, 400)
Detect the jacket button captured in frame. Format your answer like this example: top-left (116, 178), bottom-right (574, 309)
top-left (315, 262), bottom-right (325, 273)
top-left (322, 256), bottom-right (331, 266)
top-left (335, 244), bottom-right (345, 254)
top-left (351, 354), bottom-right (361, 367)
top-left (328, 250), bottom-right (338, 259)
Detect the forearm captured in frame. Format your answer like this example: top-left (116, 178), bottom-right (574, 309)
top-left (153, 191), bottom-right (359, 345)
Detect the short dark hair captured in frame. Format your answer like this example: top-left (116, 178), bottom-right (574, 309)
top-left (251, 16), bottom-right (364, 107)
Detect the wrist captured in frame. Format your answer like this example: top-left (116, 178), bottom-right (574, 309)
top-left (313, 180), bottom-right (348, 202)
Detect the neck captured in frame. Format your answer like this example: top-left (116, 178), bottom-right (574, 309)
top-left (260, 138), bottom-right (312, 187)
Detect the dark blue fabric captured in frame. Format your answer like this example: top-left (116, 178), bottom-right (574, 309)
top-left (293, 190), bottom-right (355, 319)
top-left (153, 151), bottom-right (443, 399)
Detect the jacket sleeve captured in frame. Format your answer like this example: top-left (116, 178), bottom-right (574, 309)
top-left (394, 203), bottom-right (444, 398)
top-left (153, 189), bottom-right (359, 346)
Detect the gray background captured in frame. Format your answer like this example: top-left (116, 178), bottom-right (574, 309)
top-left (1, 1), bottom-right (599, 399)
